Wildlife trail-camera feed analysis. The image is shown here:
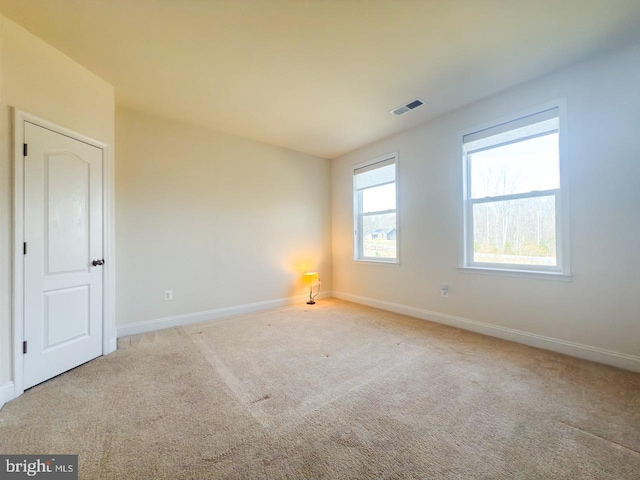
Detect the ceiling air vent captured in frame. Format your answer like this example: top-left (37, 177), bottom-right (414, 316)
top-left (391, 98), bottom-right (425, 116)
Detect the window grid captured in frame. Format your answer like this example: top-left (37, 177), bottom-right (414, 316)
top-left (462, 106), bottom-right (567, 274)
top-left (353, 154), bottom-right (398, 263)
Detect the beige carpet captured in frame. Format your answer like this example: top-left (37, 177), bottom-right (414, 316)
top-left (1, 299), bottom-right (639, 479)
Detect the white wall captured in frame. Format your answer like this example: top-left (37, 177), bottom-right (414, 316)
top-left (332, 44), bottom-right (640, 369)
top-left (115, 108), bottom-right (331, 331)
top-left (0, 16), bottom-right (115, 387)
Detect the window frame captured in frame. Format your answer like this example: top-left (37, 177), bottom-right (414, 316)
top-left (460, 101), bottom-right (571, 277)
top-left (353, 152), bottom-right (399, 264)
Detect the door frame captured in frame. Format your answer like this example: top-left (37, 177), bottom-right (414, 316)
top-left (12, 109), bottom-right (116, 398)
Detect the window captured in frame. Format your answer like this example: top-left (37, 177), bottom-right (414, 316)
top-left (462, 106), bottom-right (568, 274)
top-left (354, 154), bottom-right (398, 262)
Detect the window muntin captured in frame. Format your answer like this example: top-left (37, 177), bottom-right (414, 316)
top-left (354, 156), bottom-right (398, 262)
top-left (463, 107), bottom-right (565, 272)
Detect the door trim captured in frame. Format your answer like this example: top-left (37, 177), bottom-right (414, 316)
top-left (12, 109), bottom-right (116, 398)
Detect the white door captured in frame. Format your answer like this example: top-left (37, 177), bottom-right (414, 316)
top-left (23, 122), bottom-right (104, 389)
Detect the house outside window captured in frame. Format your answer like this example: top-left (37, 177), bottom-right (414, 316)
top-left (353, 154), bottom-right (398, 263)
top-left (462, 104), bottom-right (569, 275)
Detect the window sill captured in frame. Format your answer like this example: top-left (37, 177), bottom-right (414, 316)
top-left (458, 266), bottom-right (572, 281)
top-left (353, 259), bottom-right (400, 267)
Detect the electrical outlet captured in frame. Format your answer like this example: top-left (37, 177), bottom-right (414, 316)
top-left (164, 290), bottom-right (173, 301)
top-left (441, 286), bottom-right (449, 298)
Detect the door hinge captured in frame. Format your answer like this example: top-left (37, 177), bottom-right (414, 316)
top-left (23, 242), bottom-right (27, 255)
top-left (23, 143), bottom-right (28, 156)
top-left (23, 341), bottom-right (27, 354)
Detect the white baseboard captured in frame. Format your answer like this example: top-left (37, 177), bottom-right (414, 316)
top-left (333, 291), bottom-right (640, 373)
top-left (117, 292), bottom-right (333, 338)
top-left (0, 381), bottom-right (15, 410)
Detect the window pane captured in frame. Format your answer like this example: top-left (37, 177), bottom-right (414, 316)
top-left (472, 195), bottom-right (556, 266)
top-left (355, 163), bottom-right (395, 190)
top-left (362, 213), bottom-right (396, 259)
top-left (469, 133), bottom-right (559, 199)
top-left (362, 183), bottom-right (396, 213)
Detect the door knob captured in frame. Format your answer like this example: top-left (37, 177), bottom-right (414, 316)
top-left (92, 259), bottom-right (105, 267)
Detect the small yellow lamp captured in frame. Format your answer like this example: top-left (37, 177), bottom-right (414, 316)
top-left (303, 272), bottom-right (320, 305)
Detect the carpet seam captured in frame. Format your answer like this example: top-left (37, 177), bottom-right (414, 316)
top-left (557, 420), bottom-right (640, 455)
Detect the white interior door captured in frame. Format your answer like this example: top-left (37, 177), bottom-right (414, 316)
top-left (23, 122), bottom-right (104, 389)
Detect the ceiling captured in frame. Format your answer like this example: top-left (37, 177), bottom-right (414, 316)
top-left (1, 1), bottom-right (640, 159)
